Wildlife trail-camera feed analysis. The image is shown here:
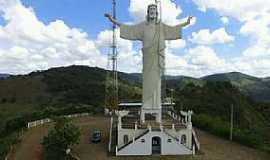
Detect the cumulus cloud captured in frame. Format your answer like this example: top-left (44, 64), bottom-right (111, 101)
top-left (192, 0), bottom-right (270, 21)
top-left (221, 16), bottom-right (229, 25)
top-left (165, 51), bottom-right (188, 75)
top-left (96, 29), bottom-right (142, 73)
top-left (0, 0), bottom-right (183, 75)
top-left (184, 46), bottom-right (229, 76)
top-left (1, 0), bottom-right (270, 78)
top-left (166, 39), bottom-right (186, 50)
top-left (191, 0), bottom-right (270, 77)
top-left (0, 0), bottom-right (107, 74)
top-left (164, 45), bottom-right (233, 77)
top-left (185, 46), bottom-right (223, 67)
top-left (190, 28), bottom-right (234, 45)
top-left (231, 57), bottom-right (270, 77)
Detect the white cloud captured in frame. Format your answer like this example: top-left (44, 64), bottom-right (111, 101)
top-left (164, 45), bottom-right (233, 77)
top-left (185, 46), bottom-right (225, 68)
top-left (96, 29), bottom-right (142, 73)
top-left (189, 16), bottom-right (197, 26)
top-left (0, 0), bottom-right (142, 75)
top-left (0, 0), bottom-right (201, 76)
top-left (191, 0), bottom-right (270, 77)
top-left (0, 0), bottom-right (107, 74)
top-left (231, 57), bottom-right (270, 77)
top-left (166, 39), bottom-right (186, 50)
top-left (192, 0), bottom-right (270, 21)
top-left (221, 16), bottom-right (229, 25)
top-left (96, 29), bottom-right (133, 53)
top-left (1, 0), bottom-right (270, 78)
top-left (165, 51), bottom-right (188, 75)
top-left (190, 28), bottom-right (234, 45)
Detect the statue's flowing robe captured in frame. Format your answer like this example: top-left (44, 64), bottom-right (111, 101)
top-left (120, 21), bottom-right (182, 110)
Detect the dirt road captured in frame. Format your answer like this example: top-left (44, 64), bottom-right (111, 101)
top-left (9, 116), bottom-right (270, 160)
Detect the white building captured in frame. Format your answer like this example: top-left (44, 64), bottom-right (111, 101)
top-left (110, 103), bottom-right (200, 156)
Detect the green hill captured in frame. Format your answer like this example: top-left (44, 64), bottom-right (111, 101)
top-left (0, 66), bottom-right (270, 156)
top-left (202, 72), bottom-right (260, 86)
top-left (0, 65), bottom-right (143, 159)
top-left (166, 76), bottom-right (204, 89)
top-left (108, 71), bottom-right (270, 103)
top-left (0, 65), bottom-right (141, 107)
top-left (202, 72), bottom-right (270, 102)
top-left (174, 81), bottom-right (270, 152)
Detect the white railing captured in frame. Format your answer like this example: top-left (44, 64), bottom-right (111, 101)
top-left (167, 111), bottom-right (182, 122)
top-left (27, 113), bottom-right (90, 128)
top-left (27, 118), bottom-right (51, 128)
top-left (192, 129), bottom-right (200, 151)
top-left (63, 113), bottom-right (90, 118)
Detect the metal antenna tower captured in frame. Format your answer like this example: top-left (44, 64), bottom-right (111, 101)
top-left (105, 0), bottom-right (118, 112)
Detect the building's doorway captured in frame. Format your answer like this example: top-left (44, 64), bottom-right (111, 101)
top-left (152, 136), bottom-right (161, 154)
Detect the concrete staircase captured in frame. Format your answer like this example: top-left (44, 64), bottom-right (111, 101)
top-left (163, 129), bottom-right (191, 151)
top-left (117, 129), bottom-right (149, 151)
top-left (192, 129), bottom-right (200, 151)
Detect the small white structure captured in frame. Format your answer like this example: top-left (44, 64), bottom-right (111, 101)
top-left (112, 103), bottom-right (200, 156)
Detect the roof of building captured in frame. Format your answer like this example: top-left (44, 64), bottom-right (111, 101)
top-left (118, 102), bottom-right (175, 107)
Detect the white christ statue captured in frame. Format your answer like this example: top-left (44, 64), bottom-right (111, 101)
top-left (105, 4), bottom-right (192, 123)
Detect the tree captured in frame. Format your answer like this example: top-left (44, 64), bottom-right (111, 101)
top-left (42, 117), bottom-right (81, 160)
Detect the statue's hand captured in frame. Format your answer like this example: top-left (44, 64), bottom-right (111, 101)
top-left (104, 13), bottom-right (112, 20)
top-left (187, 16), bottom-right (193, 24)
top-left (104, 13), bottom-right (121, 26)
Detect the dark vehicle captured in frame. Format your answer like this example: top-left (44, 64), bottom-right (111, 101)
top-left (91, 130), bottom-right (101, 143)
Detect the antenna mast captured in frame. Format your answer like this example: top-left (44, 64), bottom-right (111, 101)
top-left (107, 0), bottom-right (118, 152)
top-left (106, 0), bottom-right (118, 111)
top-left (112, 0), bottom-right (118, 111)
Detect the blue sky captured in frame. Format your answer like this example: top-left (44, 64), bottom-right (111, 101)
top-left (0, 0), bottom-right (270, 77)
top-left (19, 0), bottom-right (243, 54)
top-left (20, 0), bottom-right (115, 38)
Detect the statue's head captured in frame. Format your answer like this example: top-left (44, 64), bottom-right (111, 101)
top-left (147, 4), bottom-right (158, 22)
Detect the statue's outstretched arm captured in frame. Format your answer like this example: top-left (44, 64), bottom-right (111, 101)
top-left (179, 16), bottom-right (193, 27)
top-left (105, 13), bottom-right (122, 26)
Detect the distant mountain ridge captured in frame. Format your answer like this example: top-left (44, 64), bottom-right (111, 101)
top-left (1, 67), bottom-right (270, 102)
top-left (202, 72), bottom-right (270, 102)
top-left (0, 66), bottom-right (142, 105)
top-left (120, 71), bottom-right (270, 102)
top-left (202, 72), bottom-right (260, 85)
top-left (0, 74), bottom-right (10, 79)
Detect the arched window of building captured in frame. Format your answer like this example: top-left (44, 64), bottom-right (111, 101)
top-left (124, 135), bottom-right (129, 144)
top-left (181, 135), bottom-right (187, 145)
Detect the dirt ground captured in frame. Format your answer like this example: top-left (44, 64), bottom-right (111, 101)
top-left (9, 116), bottom-right (270, 160)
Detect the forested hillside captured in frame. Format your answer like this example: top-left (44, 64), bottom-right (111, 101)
top-left (202, 72), bottom-right (270, 102)
top-left (0, 65), bottom-right (141, 107)
top-left (173, 81), bottom-right (270, 152)
top-left (0, 65), bottom-right (270, 158)
top-left (0, 65), bottom-right (142, 159)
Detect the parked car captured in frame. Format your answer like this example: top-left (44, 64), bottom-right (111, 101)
top-left (91, 130), bottom-right (101, 143)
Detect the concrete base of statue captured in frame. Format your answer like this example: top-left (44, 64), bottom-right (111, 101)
top-left (140, 107), bottom-right (162, 123)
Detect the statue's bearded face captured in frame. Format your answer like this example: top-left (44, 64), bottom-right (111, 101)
top-left (148, 5), bottom-right (158, 21)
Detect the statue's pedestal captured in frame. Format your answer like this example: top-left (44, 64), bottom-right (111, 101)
top-left (140, 107), bottom-right (162, 123)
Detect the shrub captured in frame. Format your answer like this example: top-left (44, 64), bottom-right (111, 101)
top-left (42, 117), bottom-right (81, 160)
